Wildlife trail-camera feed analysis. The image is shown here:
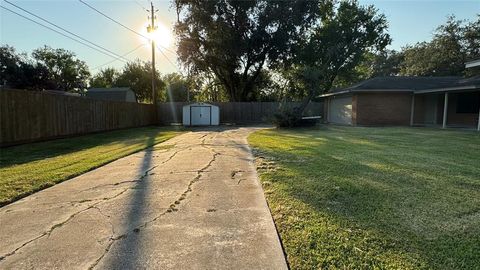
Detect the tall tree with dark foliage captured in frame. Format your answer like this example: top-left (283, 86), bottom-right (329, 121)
top-left (174, 0), bottom-right (329, 101)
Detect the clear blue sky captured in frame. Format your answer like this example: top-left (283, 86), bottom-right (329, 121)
top-left (1, 0), bottom-right (479, 75)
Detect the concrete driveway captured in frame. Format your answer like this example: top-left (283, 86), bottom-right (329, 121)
top-left (0, 127), bottom-right (287, 270)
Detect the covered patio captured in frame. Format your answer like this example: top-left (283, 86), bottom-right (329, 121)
top-left (410, 78), bottom-right (480, 131)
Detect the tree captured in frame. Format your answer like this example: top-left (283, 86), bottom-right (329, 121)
top-left (115, 60), bottom-right (165, 103)
top-left (333, 49), bottom-right (403, 88)
top-left (90, 67), bottom-right (119, 88)
top-left (289, 1), bottom-right (390, 115)
top-left (400, 15), bottom-right (480, 76)
top-left (193, 72), bottom-right (229, 102)
top-left (0, 45), bottom-right (24, 88)
top-left (162, 73), bottom-right (191, 102)
top-left (0, 45), bottom-right (52, 90)
top-left (32, 46), bottom-right (90, 92)
top-left (174, 0), bottom-right (328, 101)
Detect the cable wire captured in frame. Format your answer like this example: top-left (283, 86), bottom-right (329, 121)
top-left (92, 44), bottom-right (144, 71)
top-left (4, 0), bottom-right (130, 63)
top-left (156, 44), bottom-right (178, 70)
top-left (133, 0), bottom-right (148, 12)
top-left (1, 5), bottom-right (127, 63)
top-left (78, 0), bottom-right (176, 55)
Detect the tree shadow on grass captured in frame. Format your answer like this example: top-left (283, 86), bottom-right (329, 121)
top-left (253, 128), bottom-right (480, 269)
top-left (0, 127), bottom-right (168, 168)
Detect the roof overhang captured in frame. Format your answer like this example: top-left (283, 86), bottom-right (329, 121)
top-left (318, 90), bottom-right (350, 98)
top-left (414, 85), bottom-right (480, 94)
top-left (465, 59), bottom-right (480, 68)
top-left (317, 89), bottom-right (413, 98)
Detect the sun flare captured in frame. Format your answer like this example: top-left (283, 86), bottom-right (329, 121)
top-left (140, 22), bottom-right (173, 49)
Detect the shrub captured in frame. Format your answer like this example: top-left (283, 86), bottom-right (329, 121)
top-left (271, 107), bottom-right (302, 127)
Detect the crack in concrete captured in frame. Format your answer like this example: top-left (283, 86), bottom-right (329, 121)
top-left (0, 187), bottom-right (132, 261)
top-left (0, 147), bottom-right (183, 263)
top-left (87, 144), bottom-right (221, 269)
top-left (86, 147), bottom-right (189, 269)
top-left (237, 179), bottom-right (247, 185)
top-left (80, 148), bottom-right (183, 193)
top-left (230, 170), bottom-right (244, 179)
top-left (80, 180), bottom-right (141, 192)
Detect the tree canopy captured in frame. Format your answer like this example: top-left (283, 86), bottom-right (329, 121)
top-left (32, 46), bottom-right (90, 92)
top-left (115, 60), bottom-right (165, 103)
top-left (89, 67), bottom-right (119, 88)
top-left (283, 1), bottom-right (391, 113)
top-left (1, 45), bottom-right (89, 92)
top-left (400, 15), bottom-right (480, 76)
top-left (174, 0), bottom-right (329, 101)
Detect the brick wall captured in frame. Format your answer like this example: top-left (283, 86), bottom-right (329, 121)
top-left (446, 92), bottom-right (479, 127)
top-left (355, 92), bottom-right (413, 126)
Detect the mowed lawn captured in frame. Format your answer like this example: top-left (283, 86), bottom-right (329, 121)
top-left (0, 127), bottom-right (182, 206)
top-left (248, 126), bottom-right (480, 269)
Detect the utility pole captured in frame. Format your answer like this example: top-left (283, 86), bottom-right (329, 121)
top-left (147, 2), bottom-right (157, 105)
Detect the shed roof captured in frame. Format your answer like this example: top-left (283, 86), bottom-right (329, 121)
top-left (86, 87), bottom-right (136, 102)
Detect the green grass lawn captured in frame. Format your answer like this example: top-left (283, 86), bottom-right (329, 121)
top-left (248, 126), bottom-right (480, 270)
top-left (0, 126), bottom-right (182, 206)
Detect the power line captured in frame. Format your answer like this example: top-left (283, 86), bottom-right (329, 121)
top-left (78, 0), bottom-right (176, 55)
top-left (156, 45), bottom-right (178, 71)
top-left (92, 44), bottom-right (144, 71)
top-left (1, 5), bottom-right (127, 63)
top-left (4, 0), bottom-right (130, 63)
top-left (133, 0), bottom-right (148, 12)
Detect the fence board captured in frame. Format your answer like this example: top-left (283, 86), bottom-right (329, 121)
top-left (0, 89), bottom-right (157, 146)
top-left (157, 101), bottom-right (323, 124)
top-left (1, 89), bottom-right (324, 146)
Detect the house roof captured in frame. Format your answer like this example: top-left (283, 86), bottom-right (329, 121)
top-left (86, 87), bottom-right (136, 102)
top-left (466, 59), bottom-right (480, 68)
top-left (88, 87), bottom-right (133, 93)
top-left (321, 76), bottom-right (479, 97)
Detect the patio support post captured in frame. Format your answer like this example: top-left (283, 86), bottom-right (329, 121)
top-left (410, 94), bottom-right (415, 126)
top-left (326, 98), bottom-right (330, 123)
top-left (442, 92), bottom-right (448, 129)
top-left (477, 107), bottom-right (480, 131)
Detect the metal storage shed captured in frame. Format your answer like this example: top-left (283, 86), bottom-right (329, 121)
top-left (183, 103), bottom-right (220, 126)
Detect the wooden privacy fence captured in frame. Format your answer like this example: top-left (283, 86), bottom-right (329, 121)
top-left (0, 89), bottom-right (157, 146)
top-left (157, 102), bottom-right (323, 124)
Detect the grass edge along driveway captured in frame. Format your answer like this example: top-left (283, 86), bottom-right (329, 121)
top-left (0, 126), bottom-right (182, 206)
top-left (248, 126), bottom-right (480, 270)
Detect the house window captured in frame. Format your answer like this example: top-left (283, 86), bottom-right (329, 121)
top-left (456, 92), bottom-right (480, 114)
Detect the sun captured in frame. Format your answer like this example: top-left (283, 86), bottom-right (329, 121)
top-left (140, 22), bottom-right (173, 50)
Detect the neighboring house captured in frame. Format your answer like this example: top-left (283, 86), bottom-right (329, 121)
top-left (86, 87), bottom-right (137, 103)
top-left (319, 76), bottom-right (480, 130)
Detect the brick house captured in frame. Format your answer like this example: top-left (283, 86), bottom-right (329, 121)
top-left (319, 76), bottom-right (480, 130)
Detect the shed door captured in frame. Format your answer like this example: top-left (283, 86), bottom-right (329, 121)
top-left (191, 106), bottom-right (211, 125)
top-left (329, 96), bottom-right (352, 125)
